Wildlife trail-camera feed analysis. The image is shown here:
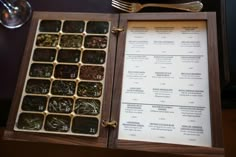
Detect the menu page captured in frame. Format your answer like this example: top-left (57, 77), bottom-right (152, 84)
top-left (118, 21), bottom-right (212, 147)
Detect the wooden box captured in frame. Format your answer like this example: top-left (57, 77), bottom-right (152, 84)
top-left (4, 11), bottom-right (224, 157)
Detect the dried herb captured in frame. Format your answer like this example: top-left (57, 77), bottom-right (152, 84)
top-left (17, 113), bottom-right (44, 130)
top-left (22, 96), bottom-right (47, 112)
top-left (63, 21), bottom-right (85, 33)
top-left (74, 99), bottom-right (100, 115)
top-left (29, 63), bottom-right (53, 78)
top-left (33, 48), bottom-right (56, 62)
top-left (51, 80), bottom-right (76, 96)
top-left (54, 65), bottom-right (78, 79)
top-left (57, 49), bottom-right (81, 63)
top-left (77, 82), bottom-right (102, 97)
top-left (39, 20), bottom-right (61, 32)
top-left (84, 36), bottom-right (107, 49)
top-left (45, 115), bottom-right (70, 132)
top-left (60, 35), bottom-right (83, 48)
top-left (72, 116), bottom-right (98, 134)
top-left (25, 79), bottom-right (50, 94)
top-left (82, 50), bottom-right (105, 64)
top-left (36, 34), bottom-right (59, 47)
top-left (86, 21), bottom-right (109, 34)
top-left (15, 19), bottom-right (111, 136)
top-left (79, 65), bottom-right (104, 81)
top-left (48, 97), bottom-right (73, 113)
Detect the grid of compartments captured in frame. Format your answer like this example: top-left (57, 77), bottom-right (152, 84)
top-left (14, 19), bottom-right (110, 137)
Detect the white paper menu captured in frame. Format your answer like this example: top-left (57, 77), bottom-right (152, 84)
top-left (118, 21), bottom-right (212, 147)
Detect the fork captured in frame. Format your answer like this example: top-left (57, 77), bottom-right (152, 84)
top-left (111, 0), bottom-right (203, 12)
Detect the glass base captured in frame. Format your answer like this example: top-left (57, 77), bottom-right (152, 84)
top-left (0, 0), bottom-right (32, 29)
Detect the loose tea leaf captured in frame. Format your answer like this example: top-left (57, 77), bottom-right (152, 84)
top-left (57, 49), bottom-right (81, 63)
top-left (86, 21), bottom-right (109, 34)
top-left (72, 117), bottom-right (98, 135)
top-left (82, 50), bottom-right (106, 64)
top-left (22, 96), bottom-right (47, 112)
top-left (74, 99), bottom-right (100, 115)
top-left (36, 34), bottom-right (59, 47)
top-left (39, 20), bottom-right (61, 32)
top-left (45, 115), bottom-right (70, 132)
top-left (51, 80), bottom-right (76, 96)
top-left (25, 79), bottom-right (50, 94)
top-left (48, 97), bottom-right (73, 113)
top-left (60, 35), bottom-right (83, 48)
top-left (77, 82), bottom-right (102, 97)
top-left (63, 21), bottom-right (85, 33)
top-left (15, 19), bottom-right (111, 137)
top-left (33, 48), bottom-right (56, 62)
top-left (79, 65), bottom-right (104, 81)
top-left (29, 63), bottom-right (53, 78)
top-left (84, 36), bottom-right (107, 49)
top-left (17, 113), bottom-right (44, 130)
top-left (54, 64), bottom-right (78, 79)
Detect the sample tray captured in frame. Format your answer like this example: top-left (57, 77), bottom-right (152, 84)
top-left (6, 12), bottom-right (118, 143)
top-left (15, 20), bottom-right (110, 137)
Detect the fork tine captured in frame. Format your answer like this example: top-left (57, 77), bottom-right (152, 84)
top-left (112, 0), bottom-right (132, 6)
top-left (112, 0), bottom-right (132, 12)
top-left (111, 3), bottom-right (131, 12)
top-left (112, 1), bottom-right (131, 9)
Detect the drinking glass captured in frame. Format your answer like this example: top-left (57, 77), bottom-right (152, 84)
top-left (0, 0), bottom-right (32, 29)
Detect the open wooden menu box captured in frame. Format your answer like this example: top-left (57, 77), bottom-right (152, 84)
top-left (4, 12), bottom-right (224, 157)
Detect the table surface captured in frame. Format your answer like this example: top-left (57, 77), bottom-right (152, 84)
top-left (0, 0), bottom-right (229, 157)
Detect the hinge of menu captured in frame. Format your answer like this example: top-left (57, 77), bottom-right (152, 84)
top-left (111, 27), bottom-right (124, 34)
top-left (102, 120), bottom-right (117, 128)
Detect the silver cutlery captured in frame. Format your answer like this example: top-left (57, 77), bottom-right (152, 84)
top-left (111, 0), bottom-right (203, 12)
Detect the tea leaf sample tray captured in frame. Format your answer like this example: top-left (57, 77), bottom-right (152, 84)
top-left (4, 12), bottom-right (224, 157)
top-left (16, 19), bottom-right (110, 137)
top-left (5, 12), bottom-right (118, 147)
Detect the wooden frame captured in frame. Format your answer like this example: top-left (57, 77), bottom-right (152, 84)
top-left (109, 12), bottom-right (224, 157)
top-left (4, 11), bottom-right (224, 157)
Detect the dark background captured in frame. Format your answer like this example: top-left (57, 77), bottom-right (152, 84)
top-left (222, 0), bottom-right (236, 107)
top-left (226, 0), bottom-right (236, 82)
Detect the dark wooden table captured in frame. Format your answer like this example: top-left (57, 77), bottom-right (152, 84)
top-left (1, 0), bottom-right (231, 157)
